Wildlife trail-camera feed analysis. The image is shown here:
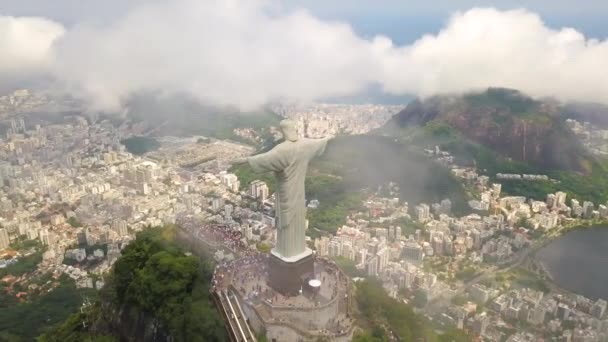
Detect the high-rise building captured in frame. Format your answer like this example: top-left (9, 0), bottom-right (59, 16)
top-left (328, 240), bottom-right (342, 257)
top-left (243, 224), bottom-right (253, 240)
top-left (221, 173), bottom-right (240, 192)
top-left (211, 197), bottom-right (224, 212)
top-left (27, 228), bottom-right (39, 240)
top-left (0, 228), bottom-right (10, 250)
top-left (415, 204), bottom-right (430, 223)
top-left (583, 201), bottom-right (594, 218)
top-left (250, 180), bottom-right (269, 202)
top-left (492, 183), bottom-right (502, 198)
top-left (394, 226), bottom-right (402, 241)
top-left (546, 193), bottom-right (555, 208)
top-left (314, 236), bottom-right (329, 256)
top-left (432, 236), bottom-right (444, 256)
top-left (376, 247), bottom-right (389, 273)
top-left (224, 204), bottom-right (233, 218)
top-left (356, 249), bottom-right (367, 265)
top-left (112, 219), bottom-right (129, 237)
top-left (341, 241), bottom-right (355, 261)
top-left (555, 191), bottom-right (567, 208)
top-left (366, 256), bottom-right (378, 277)
top-left (470, 284), bottom-right (491, 303)
top-left (571, 199), bottom-right (583, 217)
top-left (527, 306), bottom-right (546, 325)
top-left (472, 313), bottom-right (489, 336)
top-left (591, 299), bottom-right (607, 319)
top-left (402, 241), bottom-right (424, 262)
top-left (443, 236), bottom-right (453, 255)
top-left (599, 205), bottom-right (608, 218)
top-left (39, 228), bottom-right (56, 246)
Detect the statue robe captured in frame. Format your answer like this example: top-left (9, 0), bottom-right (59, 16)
top-left (248, 137), bottom-right (329, 259)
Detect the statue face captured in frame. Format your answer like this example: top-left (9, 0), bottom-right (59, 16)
top-left (280, 120), bottom-right (298, 142)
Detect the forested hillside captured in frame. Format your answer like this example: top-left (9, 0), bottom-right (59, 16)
top-left (40, 226), bottom-right (226, 342)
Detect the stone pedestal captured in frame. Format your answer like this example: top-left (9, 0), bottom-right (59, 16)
top-left (268, 249), bottom-right (314, 296)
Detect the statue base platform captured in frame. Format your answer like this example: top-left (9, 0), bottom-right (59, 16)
top-left (268, 248), bottom-right (314, 296)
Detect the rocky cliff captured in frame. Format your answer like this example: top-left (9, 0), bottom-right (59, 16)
top-left (386, 88), bottom-right (593, 173)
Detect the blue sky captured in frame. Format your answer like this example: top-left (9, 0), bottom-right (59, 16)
top-left (1, 0), bottom-right (607, 44)
top-left (294, 1), bottom-right (608, 44)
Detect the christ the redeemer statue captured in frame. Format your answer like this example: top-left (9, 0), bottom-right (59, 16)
top-left (240, 120), bottom-right (330, 262)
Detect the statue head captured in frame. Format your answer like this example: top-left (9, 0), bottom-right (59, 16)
top-left (280, 119), bottom-right (299, 142)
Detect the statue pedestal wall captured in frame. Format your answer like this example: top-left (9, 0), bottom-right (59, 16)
top-left (268, 250), bottom-right (314, 296)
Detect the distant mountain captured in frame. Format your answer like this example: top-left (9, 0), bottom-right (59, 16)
top-left (125, 93), bottom-right (281, 143)
top-left (383, 88), bottom-right (594, 173)
top-left (562, 102), bottom-right (608, 128)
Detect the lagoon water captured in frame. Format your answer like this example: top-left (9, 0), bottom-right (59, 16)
top-left (536, 228), bottom-right (608, 301)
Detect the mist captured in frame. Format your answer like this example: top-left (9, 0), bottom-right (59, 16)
top-left (1, 0), bottom-right (607, 111)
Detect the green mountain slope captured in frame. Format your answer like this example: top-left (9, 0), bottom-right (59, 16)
top-left (384, 88), bottom-right (594, 173)
top-left (233, 135), bottom-right (470, 234)
top-left (39, 226), bottom-right (226, 342)
top-left (380, 88), bottom-right (608, 204)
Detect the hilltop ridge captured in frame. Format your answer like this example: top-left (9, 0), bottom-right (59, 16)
top-left (383, 88), bottom-right (594, 173)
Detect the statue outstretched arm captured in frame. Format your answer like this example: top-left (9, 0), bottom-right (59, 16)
top-left (248, 149), bottom-right (286, 173)
top-left (312, 135), bottom-right (332, 157)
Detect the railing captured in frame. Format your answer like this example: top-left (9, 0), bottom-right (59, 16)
top-left (231, 285), bottom-right (355, 340)
top-left (213, 289), bottom-right (257, 342)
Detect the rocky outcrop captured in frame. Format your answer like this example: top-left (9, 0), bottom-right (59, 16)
top-left (387, 88), bottom-right (593, 173)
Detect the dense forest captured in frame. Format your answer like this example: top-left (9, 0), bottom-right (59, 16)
top-left (120, 136), bottom-right (161, 155)
top-left (354, 279), bottom-right (472, 342)
top-left (40, 226), bottom-right (226, 342)
top-left (0, 275), bottom-right (97, 341)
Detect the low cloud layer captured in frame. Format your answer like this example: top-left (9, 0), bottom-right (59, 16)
top-left (0, 15), bottom-right (64, 88)
top-left (1, 1), bottom-right (607, 111)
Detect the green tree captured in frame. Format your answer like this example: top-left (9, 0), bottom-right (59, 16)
top-left (413, 289), bottom-right (428, 308)
top-left (67, 217), bottom-right (82, 227)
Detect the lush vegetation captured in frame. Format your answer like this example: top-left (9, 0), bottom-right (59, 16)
top-left (38, 309), bottom-right (117, 342)
top-left (233, 134), bottom-right (470, 234)
top-left (41, 226), bottom-right (226, 342)
top-left (233, 162), bottom-right (368, 235)
top-left (332, 256), bottom-right (365, 278)
top-left (464, 87), bottom-right (539, 117)
top-left (231, 162), bottom-right (277, 193)
top-left (380, 88), bottom-right (608, 206)
top-left (494, 268), bottom-right (550, 293)
top-left (454, 267), bottom-right (478, 282)
top-left (0, 245), bottom-right (44, 278)
top-left (402, 118), bottom-right (608, 205)
top-left (67, 216), bottom-right (82, 228)
top-left (308, 192), bottom-right (366, 234)
top-left (355, 279), bottom-right (472, 342)
top-left (8, 238), bottom-right (41, 251)
top-left (120, 136), bottom-right (160, 155)
top-left (315, 135), bottom-right (470, 215)
top-left (0, 275), bottom-right (97, 341)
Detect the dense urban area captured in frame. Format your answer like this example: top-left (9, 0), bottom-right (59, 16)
top-left (1, 89), bottom-right (608, 341)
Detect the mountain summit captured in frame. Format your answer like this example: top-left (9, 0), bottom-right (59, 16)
top-left (385, 88), bottom-right (593, 173)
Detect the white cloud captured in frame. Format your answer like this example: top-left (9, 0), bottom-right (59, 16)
top-left (379, 8), bottom-right (608, 103)
top-left (0, 2), bottom-right (607, 110)
top-left (0, 15), bottom-right (64, 81)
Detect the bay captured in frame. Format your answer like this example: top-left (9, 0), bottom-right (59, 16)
top-left (536, 227), bottom-right (608, 301)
